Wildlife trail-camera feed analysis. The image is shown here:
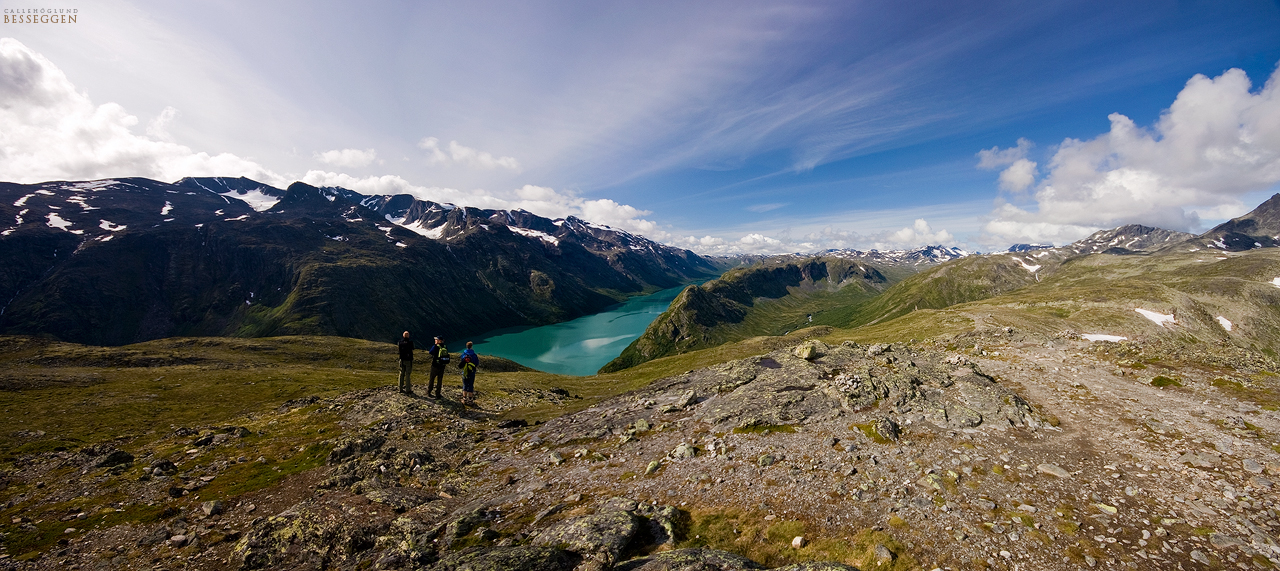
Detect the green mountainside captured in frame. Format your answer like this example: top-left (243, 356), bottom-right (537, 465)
top-left (599, 256), bottom-right (909, 372)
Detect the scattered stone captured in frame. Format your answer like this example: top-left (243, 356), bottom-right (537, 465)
top-left (791, 536), bottom-right (806, 549)
top-left (873, 544), bottom-right (894, 563)
top-left (167, 535), bottom-right (188, 548)
top-left (430, 545), bottom-right (581, 571)
top-left (1243, 459), bottom-right (1264, 473)
top-left (549, 451), bottom-right (565, 465)
top-left (1176, 451), bottom-right (1220, 468)
top-left (1190, 550), bottom-right (1211, 565)
top-left (95, 450), bottom-right (134, 468)
top-left (973, 499), bottom-right (996, 511)
top-left (614, 547), bottom-right (762, 571)
top-left (674, 390), bottom-right (697, 409)
top-left (794, 341), bottom-right (826, 361)
top-left (1095, 503), bottom-right (1117, 515)
top-left (634, 418), bottom-right (651, 432)
top-left (1016, 504), bottom-right (1037, 513)
top-left (1037, 463), bottom-right (1070, 478)
top-left (671, 443), bottom-right (697, 460)
top-left (758, 454), bottom-right (776, 467)
top-left (1083, 554), bottom-right (1096, 567)
top-left (201, 500), bottom-right (224, 516)
top-left (645, 460), bottom-right (662, 475)
top-left (873, 417), bottom-right (899, 442)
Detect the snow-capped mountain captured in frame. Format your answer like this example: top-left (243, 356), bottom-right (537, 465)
top-left (1178, 193), bottom-right (1280, 252)
top-left (0, 177), bottom-right (715, 346)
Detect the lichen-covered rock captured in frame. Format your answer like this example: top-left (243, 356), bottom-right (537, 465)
top-left (231, 502), bottom-right (386, 570)
top-left (365, 487), bottom-right (435, 513)
top-left (427, 545), bottom-right (581, 571)
top-left (773, 562), bottom-right (860, 571)
top-left (327, 433), bottom-right (386, 464)
top-left (532, 500), bottom-right (639, 565)
top-left (613, 547), bottom-right (764, 570)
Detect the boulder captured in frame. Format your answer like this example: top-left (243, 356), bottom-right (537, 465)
top-left (613, 547), bottom-right (764, 571)
top-left (429, 546), bottom-right (580, 571)
top-left (532, 500), bottom-right (639, 565)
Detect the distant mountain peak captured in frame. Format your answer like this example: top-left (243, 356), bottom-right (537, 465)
top-left (1182, 192), bottom-right (1280, 252)
top-left (1069, 224), bottom-right (1193, 255)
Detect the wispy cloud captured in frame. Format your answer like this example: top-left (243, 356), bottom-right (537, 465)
top-left (419, 137), bottom-right (520, 171)
top-left (316, 148), bottom-right (379, 168)
top-left (746, 202), bottom-right (787, 213)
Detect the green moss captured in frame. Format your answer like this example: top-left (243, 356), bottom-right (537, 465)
top-left (1150, 376), bottom-right (1182, 388)
top-left (850, 423), bottom-right (893, 445)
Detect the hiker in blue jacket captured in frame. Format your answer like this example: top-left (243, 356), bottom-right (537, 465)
top-left (458, 341), bottom-right (480, 406)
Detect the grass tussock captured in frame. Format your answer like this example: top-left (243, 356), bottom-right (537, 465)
top-left (675, 509), bottom-right (916, 570)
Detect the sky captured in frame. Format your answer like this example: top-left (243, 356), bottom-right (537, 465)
top-left (2, 0), bottom-right (1280, 254)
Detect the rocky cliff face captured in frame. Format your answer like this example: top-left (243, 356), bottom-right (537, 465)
top-left (1177, 193), bottom-right (1280, 252)
top-left (0, 177), bottom-right (716, 345)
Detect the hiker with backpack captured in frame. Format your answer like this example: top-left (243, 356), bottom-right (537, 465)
top-left (428, 336), bottom-right (450, 399)
top-left (458, 341), bottom-right (480, 406)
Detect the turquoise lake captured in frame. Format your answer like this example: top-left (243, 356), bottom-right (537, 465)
top-left (470, 284), bottom-right (689, 376)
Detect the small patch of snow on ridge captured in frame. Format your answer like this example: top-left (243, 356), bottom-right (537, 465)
top-left (1082, 334), bottom-right (1127, 342)
top-left (46, 213), bottom-right (83, 234)
top-left (1272, 277), bottom-right (1280, 288)
top-left (511, 226), bottom-right (559, 246)
top-left (1216, 316), bottom-right (1232, 331)
top-left (99, 220), bottom-right (126, 232)
top-left (161, 201), bottom-right (173, 215)
top-left (1015, 258), bottom-right (1040, 272)
top-left (1135, 308), bottom-right (1175, 327)
top-left (224, 214), bottom-right (250, 221)
top-left (221, 189), bottom-right (280, 212)
top-left (13, 194), bottom-right (35, 207)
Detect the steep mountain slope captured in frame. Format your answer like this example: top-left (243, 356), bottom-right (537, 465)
top-left (1175, 192), bottom-right (1280, 252)
top-left (0, 177), bottom-right (716, 346)
top-left (600, 255), bottom-right (917, 373)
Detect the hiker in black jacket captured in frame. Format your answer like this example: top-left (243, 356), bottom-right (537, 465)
top-left (397, 331), bottom-right (415, 395)
top-left (428, 336), bottom-right (449, 399)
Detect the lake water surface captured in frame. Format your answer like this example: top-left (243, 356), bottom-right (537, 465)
top-left (470, 284), bottom-right (689, 376)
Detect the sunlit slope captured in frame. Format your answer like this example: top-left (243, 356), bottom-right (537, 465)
top-left (829, 249), bottom-right (1280, 354)
top-left (599, 257), bottom-right (908, 372)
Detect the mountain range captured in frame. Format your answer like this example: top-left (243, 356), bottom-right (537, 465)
top-left (0, 177), bottom-right (717, 346)
top-left (608, 193), bottom-right (1280, 371)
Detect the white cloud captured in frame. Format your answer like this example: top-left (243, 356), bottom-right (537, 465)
top-left (419, 137), bottom-right (520, 170)
top-left (876, 219), bottom-right (955, 250)
top-left (997, 158), bottom-right (1037, 192)
top-left (299, 171), bottom-right (662, 238)
top-left (316, 148), bottom-right (379, 168)
top-left (976, 137), bottom-right (1033, 169)
top-left (977, 138), bottom-right (1038, 193)
top-left (746, 202), bottom-right (788, 213)
top-left (145, 106), bottom-right (178, 142)
top-left (982, 63), bottom-right (1280, 246)
top-left (0, 38), bottom-right (286, 186)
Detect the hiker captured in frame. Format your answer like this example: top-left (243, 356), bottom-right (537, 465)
top-left (428, 335), bottom-right (450, 399)
top-left (397, 331), bottom-right (415, 395)
top-left (458, 341), bottom-right (480, 405)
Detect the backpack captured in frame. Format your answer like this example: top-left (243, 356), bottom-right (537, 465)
top-left (461, 354), bottom-right (476, 374)
top-left (436, 345), bottom-right (450, 364)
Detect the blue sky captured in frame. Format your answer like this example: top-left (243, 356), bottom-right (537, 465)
top-left (3, 0), bottom-right (1280, 253)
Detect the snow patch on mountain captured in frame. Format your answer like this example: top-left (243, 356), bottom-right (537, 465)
top-left (66, 195), bottom-right (97, 211)
top-left (224, 214), bottom-right (250, 221)
top-left (221, 189), bottom-right (281, 212)
top-left (1272, 277), bottom-right (1280, 288)
top-left (99, 220), bottom-right (126, 232)
top-left (1217, 316), bottom-right (1233, 331)
top-left (1015, 258), bottom-right (1040, 272)
top-left (161, 202), bottom-right (173, 215)
top-left (510, 226), bottom-right (559, 246)
top-left (1135, 308), bottom-right (1175, 327)
top-left (46, 213), bottom-right (83, 234)
top-left (1082, 334), bottom-right (1127, 342)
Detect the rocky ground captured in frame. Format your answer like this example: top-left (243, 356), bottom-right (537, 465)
top-left (2, 328), bottom-right (1279, 570)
